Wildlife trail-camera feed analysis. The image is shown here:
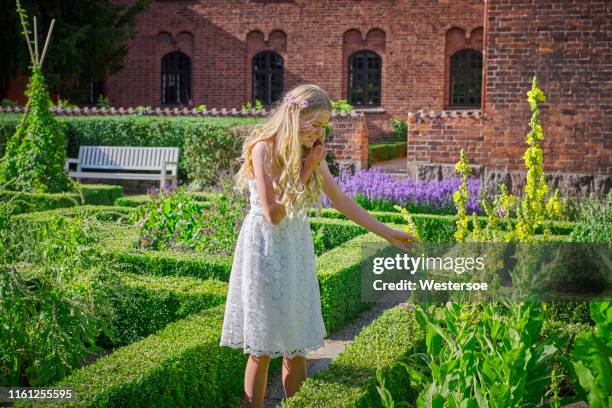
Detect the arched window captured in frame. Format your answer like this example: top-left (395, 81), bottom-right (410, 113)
top-left (161, 52), bottom-right (191, 105)
top-left (252, 51), bottom-right (284, 106)
top-left (348, 51), bottom-right (381, 107)
top-left (450, 49), bottom-right (482, 107)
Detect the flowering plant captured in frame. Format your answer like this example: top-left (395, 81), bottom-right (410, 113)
top-left (319, 168), bottom-right (481, 215)
top-left (284, 95), bottom-right (309, 109)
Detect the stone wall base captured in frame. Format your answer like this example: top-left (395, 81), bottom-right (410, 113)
top-left (408, 162), bottom-right (611, 197)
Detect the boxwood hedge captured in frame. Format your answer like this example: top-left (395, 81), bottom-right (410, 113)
top-left (283, 306), bottom-right (423, 407)
top-left (316, 228), bottom-right (404, 333)
top-left (114, 191), bottom-right (219, 207)
top-left (16, 305), bottom-right (248, 408)
top-left (101, 273), bottom-right (228, 347)
top-left (1, 184), bottom-right (123, 214)
top-left (308, 208), bottom-right (575, 237)
top-left (0, 114), bottom-right (262, 185)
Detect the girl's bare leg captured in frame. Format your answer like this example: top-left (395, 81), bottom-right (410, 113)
top-left (245, 354), bottom-right (271, 408)
top-left (282, 355), bottom-right (307, 399)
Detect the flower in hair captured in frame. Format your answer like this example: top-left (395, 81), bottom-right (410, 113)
top-left (284, 95), bottom-right (309, 109)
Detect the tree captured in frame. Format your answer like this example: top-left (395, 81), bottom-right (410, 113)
top-left (0, 0), bottom-right (150, 103)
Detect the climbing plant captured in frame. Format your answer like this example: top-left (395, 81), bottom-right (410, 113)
top-left (0, 0), bottom-right (72, 193)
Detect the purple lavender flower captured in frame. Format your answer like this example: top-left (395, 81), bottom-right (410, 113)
top-left (497, 207), bottom-right (507, 218)
top-left (319, 168), bottom-right (482, 214)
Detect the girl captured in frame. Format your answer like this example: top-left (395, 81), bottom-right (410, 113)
top-left (220, 84), bottom-right (415, 408)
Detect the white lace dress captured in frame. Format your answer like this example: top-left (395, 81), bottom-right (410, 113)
top-left (219, 179), bottom-right (327, 358)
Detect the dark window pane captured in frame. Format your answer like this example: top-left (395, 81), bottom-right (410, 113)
top-left (450, 49), bottom-right (482, 107)
top-left (349, 51), bottom-right (381, 107)
top-left (161, 52), bottom-right (191, 105)
top-left (252, 52), bottom-right (284, 106)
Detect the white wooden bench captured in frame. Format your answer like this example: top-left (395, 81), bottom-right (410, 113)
top-left (64, 146), bottom-right (179, 190)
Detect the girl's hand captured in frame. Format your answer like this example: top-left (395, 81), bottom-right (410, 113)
top-left (301, 139), bottom-right (325, 184)
top-left (306, 139), bottom-right (325, 166)
top-left (384, 228), bottom-right (417, 251)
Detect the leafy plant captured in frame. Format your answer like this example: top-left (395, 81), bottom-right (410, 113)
top-left (0, 179), bottom-right (118, 386)
top-left (133, 105), bottom-right (151, 115)
top-left (569, 191), bottom-right (612, 243)
top-left (331, 99), bottom-right (353, 113)
top-left (389, 117), bottom-right (407, 141)
top-left (0, 2), bottom-right (72, 193)
top-left (196, 104), bottom-right (207, 112)
top-left (241, 99), bottom-right (264, 112)
top-left (379, 301), bottom-right (568, 408)
top-left (54, 98), bottom-right (78, 109)
top-left (96, 95), bottom-right (110, 108)
top-left (132, 184), bottom-right (207, 251)
top-left (132, 171), bottom-right (248, 255)
top-left (567, 302), bottom-right (612, 408)
top-left (1, 98), bottom-right (18, 108)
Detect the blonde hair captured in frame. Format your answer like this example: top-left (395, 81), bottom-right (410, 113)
top-left (234, 84), bottom-right (332, 219)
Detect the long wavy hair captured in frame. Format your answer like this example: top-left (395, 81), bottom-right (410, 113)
top-left (234, 84), bottom-right (332, 220)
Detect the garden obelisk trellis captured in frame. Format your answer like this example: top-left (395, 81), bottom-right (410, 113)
top-left (0, 0), bottom-right (72, 193)
top-left (16, 0), bottom-right (55, 124)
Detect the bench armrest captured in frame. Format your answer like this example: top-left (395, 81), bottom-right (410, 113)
top-left (64, 158), bottom-right (79, 172)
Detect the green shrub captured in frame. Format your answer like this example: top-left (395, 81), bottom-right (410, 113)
top-left (0, 206), bottom-right (118, 387)
top-left (569, 302), bottom-right (612, 408)
top-left (183, 124), bottom-right (257, 188)
top-left (0, 115), bottom-right (260, 184)
top-left (100, 273), bottom-right (227, 347)
top-left (283, 306), bottom-right (423, 407)
top-left (389, 117), bottom-right (407, 141)
top-left (97, 223), bottom-right (234, 281)
top-left (368, 142), bottom-right (406, 163)
top-left (317, 230), bottom-right (401, 333)
top-left (331, 99), bottom-right (354, 113)
top-left (569, 191), bottom-right (612, 243)
top-left (15, 306), bottom-right (249, 408)
top-left (307, 208), bottom-right (575, 239)
top-left (114, 191), bottom-right (216, 207)
top-left (0, 184), bottom-right (123, 214)
top-left (132, 173), bottom-right (248, 255)
top-left (310, 218), bottom-right (367, 255)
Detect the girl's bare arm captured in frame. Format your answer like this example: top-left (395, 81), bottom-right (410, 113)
top-left (252, 141), bottom-right (286, 225)
top-left (319, 160), bottom-right (415, 247)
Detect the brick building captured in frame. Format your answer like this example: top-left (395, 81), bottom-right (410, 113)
top-left (5, 0), bottom-right (610, 194)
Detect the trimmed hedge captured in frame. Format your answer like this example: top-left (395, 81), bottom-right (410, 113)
top-left (101, 273), bottom-right (228, 347)
top-left (308, 208), bottom-right (576, 237)
top-left (14, 205), bottom-right (135, 224)
top-left (114, 191), bottom-right (218, 207)
top-left (16, 305), bottom-right (249, 407)
top-left (316, 228), bottom-right (404, 333)
top-left (284, 306), bottom-right (423, 407)
top-left (94, 216), bottom-right (370, 282)
top-left (97, 223), bottom-right (234, 281)
top-left (368, 142), bottom-right (407, 164)
top-left (0, 114), bottom-right (262, 185)
top-left (1, 184), bottom-right (123, 214)
top-left (310, 217), bottom-right (368, 255)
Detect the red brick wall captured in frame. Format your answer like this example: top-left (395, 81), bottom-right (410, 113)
top-left (327, 113), bottom-right (369, 172)
top-left (483, 0), bottom-right (611, 175)
top-left (101, 0), bottom-right (483, 136)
